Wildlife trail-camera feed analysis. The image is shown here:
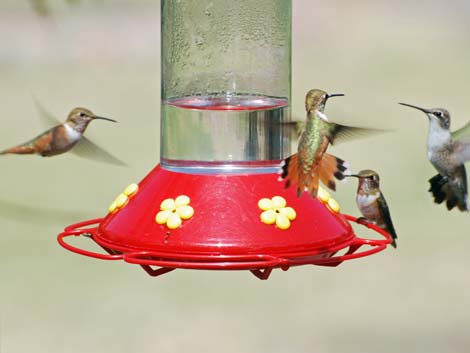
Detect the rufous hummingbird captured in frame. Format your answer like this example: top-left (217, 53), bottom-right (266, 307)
top-left (346, 170), bottom-right (398, 248)
top-left (279, 89), bottom-right (379, 197)
top-left (399, 102), bottom-right (470, 211)
top-left (1, 106), bottom-right (125, 165)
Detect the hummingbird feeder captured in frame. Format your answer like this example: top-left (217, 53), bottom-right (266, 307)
top-left (58, 0), bottom-right (392, 280)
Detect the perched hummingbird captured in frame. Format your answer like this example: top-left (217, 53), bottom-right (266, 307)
top-left (1, 106), bottom-right (125, 165)
top-left (399, 102), bottom-right (470, 211)
top-left (347, 170), bottom-right (397, 248)
top-left (279, 89), bottom-right (380, 197)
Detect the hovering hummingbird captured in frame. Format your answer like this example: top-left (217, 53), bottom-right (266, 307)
top-left (347, 170), bottom-right (397, 248)
top-left (30, 0), bottom-right (79, 17)
top-left (279, 89), bottom-right (380, 197)
top-left (399, 102), bottom-right (470, 211)
top-left (1, 105), bottom-right (126, 166)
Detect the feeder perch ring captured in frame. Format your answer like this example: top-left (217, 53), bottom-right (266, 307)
top-left (58, 215), bottom-right (391, 280)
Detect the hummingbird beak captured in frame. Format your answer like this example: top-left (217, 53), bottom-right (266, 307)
top-left (398, 102), bottom-right (432, 114)
top-left (326, 93), bottom-right (345, 99)
top-left (92, 116), bottom-right (117, 123)
top-left (344, 174), bottom-right (359, 178)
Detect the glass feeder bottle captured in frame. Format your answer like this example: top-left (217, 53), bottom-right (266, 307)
top-left (160, 0), bottom-right (292, 173)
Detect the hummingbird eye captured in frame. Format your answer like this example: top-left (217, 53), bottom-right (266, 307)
top-left (79, 112), bottom-right (86, 117)
top-left (434, 111), bottom-right (442, 118)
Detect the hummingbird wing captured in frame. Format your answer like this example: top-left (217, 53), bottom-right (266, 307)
top-left (451, 121), bottom-right (470, 142)
top-left (32, 97), bottom-right (62, 127)
top-left (272, 120), bottom-right (305, 139)
top-left (328, 123), bottom-right (388, 145)
top-left (377, 193), bottom-right (398, 248)
top-left (289, 120), bottom-right (306, 137)
top-left (451, 122), bottom-right (470, 163)
top-left (30, 0), bottom-right (49, 17)
top-left (278, 119), bottom-right (388, 146)
top-left (453, 141), bottom-right (470, 164)
top-left (71, 136), bottom-right (127, 166)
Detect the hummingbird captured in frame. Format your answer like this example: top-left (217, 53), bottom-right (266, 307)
top-left (347, 170), bottom-right (397, 248)
top-left (279, 89), bottom-right (381, 198)
top-left (399, 102), bottom-right (470, 211)
top-left (1, 106), bottom-right (126, 165)
top-left (30, 0), bottom-right (79, 17)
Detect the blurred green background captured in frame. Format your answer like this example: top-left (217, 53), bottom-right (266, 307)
top-left (1, 1), bottom-right (469, 352)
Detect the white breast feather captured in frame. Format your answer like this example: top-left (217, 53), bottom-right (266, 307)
top-left (427, 120), bottom-right (451, 157)
top-left (317, 111), bottom-right (328, 122)
top-left (357, 193), bottom-right (379, 208)
top-left (64, 123), bottom-right (82, 143)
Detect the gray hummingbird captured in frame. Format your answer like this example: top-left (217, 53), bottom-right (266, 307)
top-left (399, 102), bottom-right (470, 211)
top-left (1, 101), bottom-right (126, 166)
top-left (347, 170), bottom-right (397, 248)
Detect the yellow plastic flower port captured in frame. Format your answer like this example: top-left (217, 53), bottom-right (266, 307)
top-left (108, 183), bottom-right (139, 213)
top-left (316, 185), bottom-right (340, 213)
top-left (258, 196), bottom-right (296, 230)
top-left (155, 195), bottom-right (194, 229)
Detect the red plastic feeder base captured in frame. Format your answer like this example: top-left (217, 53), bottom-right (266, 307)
top-left (58, 165), bottom-right (392, 280)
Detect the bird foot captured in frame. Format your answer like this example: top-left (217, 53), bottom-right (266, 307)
top-left (356, 217), bottom-right (369, 225)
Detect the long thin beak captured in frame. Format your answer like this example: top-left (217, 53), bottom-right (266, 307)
top-left (344, 174), bottom-right (359, 178)
top-left (93, 116), bottom-right (117, 123)
top-left (398, 102), bottom-right (431, 114)
top-left (326, 93), bottom-right (345, 99)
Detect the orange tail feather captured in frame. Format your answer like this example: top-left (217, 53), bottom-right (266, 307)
top-left (279, 153), bottom-right (299, 191)
top-left (319, 153), bottom-right (350, 191)
top-left (279, 153), bottom-right (350, 197)
top-left (0, 145), bottom-right (36, 155)
top-left (279, 153), bottom-right (320, 197)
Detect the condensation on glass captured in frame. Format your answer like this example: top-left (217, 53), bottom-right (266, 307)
top-left (160, 0), bottom-right (292, 173)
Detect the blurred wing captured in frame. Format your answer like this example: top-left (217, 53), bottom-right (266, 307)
top-left (266, 119), bottom-right (305, 145)
top-left (454, 140), bottom-right (470, 164)
top-left (452, 122), bottom-right (470, 163)
top-left (288, 120), bottom-right (307, 137)
top-left (294, 120), bottom-right (306, 137)
top-left (71, 136), bottom-right (127, 166)
top-left (329, 123), bottom-right (389, 145)
top-left (32, 97), bottom-right (61, 127)
top-left (452, 121), bottom-right (470, 143)
top-left (283, 120), bottom-right (306, 138)
top-left (30, 0), bottom-right (80, 17)
top-left (30, 0), bottom-right (49, 16)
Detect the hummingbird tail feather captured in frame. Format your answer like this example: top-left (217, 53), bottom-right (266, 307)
top-left (319, 154), bottom-right (350, 191)
top-left (279, 153), bottom-right (298, 186)
top-left (278, 154), bottom-right (320, 197)
top-left (428, 173), bottom-right (468, 212)
top-left (0, 145), bottom-right (36, 155)
top-left (306, 173), bottom-right (320, 197)
top-left (428, 174), bottom-right (447, 204)
top-left (278, 154), bottom-right (298, 191)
